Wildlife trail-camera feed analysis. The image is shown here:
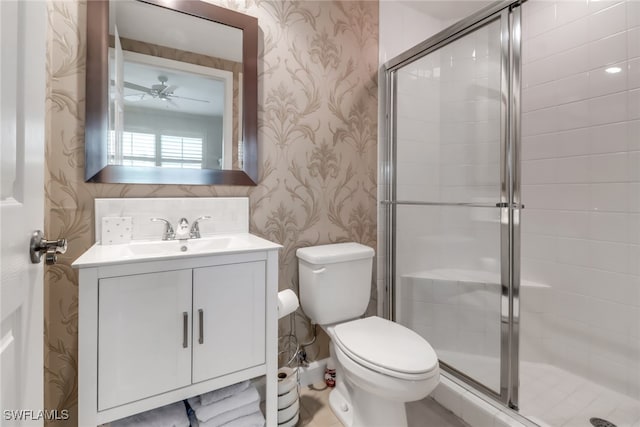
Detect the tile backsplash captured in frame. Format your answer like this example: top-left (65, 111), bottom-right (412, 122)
top-left (100, 217), bottom-right (133, 245)
top-left (94, 197), bottom-right (249, 243)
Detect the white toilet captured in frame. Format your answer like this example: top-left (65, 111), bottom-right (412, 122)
top-left (297, 242), bottom-right (440, 427)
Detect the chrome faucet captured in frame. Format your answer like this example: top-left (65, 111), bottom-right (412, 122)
top-left (150, 218), bottom-right (175, 240)
top-left (150, 216), bottom-right (212, 240)
top-left (190, 216), bottom-right (212, 239)
top-left (174, 218), bottom-right (191, 240)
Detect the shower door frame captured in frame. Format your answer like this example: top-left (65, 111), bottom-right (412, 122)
top-left (381, 0), bottom-right (523, 409)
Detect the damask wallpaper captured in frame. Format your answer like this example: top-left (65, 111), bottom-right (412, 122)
top-left (44, 0), bottom-right (378, 424)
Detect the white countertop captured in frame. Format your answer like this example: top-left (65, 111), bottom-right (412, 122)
top-left (72, 233), bottom-right (282, 268)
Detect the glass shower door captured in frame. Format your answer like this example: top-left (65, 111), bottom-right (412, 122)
top-left (385, 7), bottom-right (520, 404)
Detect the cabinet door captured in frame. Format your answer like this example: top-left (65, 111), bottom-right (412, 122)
top-left (98, 270), bottom-right (192, 410)
top-left (192, 261), bottom-right (266, 383)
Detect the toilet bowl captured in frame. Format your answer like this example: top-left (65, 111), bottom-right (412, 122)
top-left (296, 243), bottom-right (440, 427)
top-left (324, 317), bottom-right (439, 427)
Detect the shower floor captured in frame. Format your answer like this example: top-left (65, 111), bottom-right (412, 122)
top-left (519, 362), bottom-right (640, 427)
top-left (438, 351), bottom-right (640, 426)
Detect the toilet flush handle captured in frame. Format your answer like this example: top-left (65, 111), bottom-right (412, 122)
top-left (312, 267), bottom-right (326, 274)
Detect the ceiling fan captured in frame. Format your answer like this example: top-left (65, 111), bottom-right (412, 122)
top-left (124, 75), bottom-right (210, 107)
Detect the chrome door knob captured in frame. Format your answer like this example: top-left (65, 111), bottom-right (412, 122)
top-left (30, 230), bottom-right (67, 265)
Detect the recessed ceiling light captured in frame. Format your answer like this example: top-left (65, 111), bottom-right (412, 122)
top-left (605, 66), bottom-right (622, 74)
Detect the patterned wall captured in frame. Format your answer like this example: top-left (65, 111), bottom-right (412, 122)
top-left (44, 0), bottom-right (378, 423)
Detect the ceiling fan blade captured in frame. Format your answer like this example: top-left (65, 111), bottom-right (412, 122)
top-left (124, 81), bottom-right (153, 94)
top-left (124, 93), bottom-right (146, 101)
top-left (166, 98), bottom-right (180, 109)
top-left (161, 85), bottom-right (178, 95)
top-left (170, 95), bottom-right (210, 103)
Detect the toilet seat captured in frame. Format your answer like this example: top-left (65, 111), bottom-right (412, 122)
top-left (332, 316), bottom-right (438, 381)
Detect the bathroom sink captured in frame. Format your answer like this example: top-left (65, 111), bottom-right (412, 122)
top-left (125, 236), bottom-right (238, 256)
top-left (72, 233), bottom-right (281, 268)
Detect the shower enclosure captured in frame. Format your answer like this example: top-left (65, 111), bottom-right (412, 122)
top-left (383, 0), bottom-right (640, 425)
top-left (383, 0), bottom-right (523, 408)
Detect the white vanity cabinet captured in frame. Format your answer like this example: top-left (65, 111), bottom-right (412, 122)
top-left (75, 247), bottom-right (279, 427)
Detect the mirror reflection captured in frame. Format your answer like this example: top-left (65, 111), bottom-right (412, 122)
top-left (108, 0), bottom-right (243, 171)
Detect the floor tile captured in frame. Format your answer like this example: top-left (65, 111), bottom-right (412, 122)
top-left (519, 362), bottom-right (640, 427)
top-left (408, 397), bottom-right (469, 427)
top-left (298, 381), bottom-right (468, 427)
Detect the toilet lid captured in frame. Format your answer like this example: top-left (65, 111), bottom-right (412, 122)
top-left (332, 316), bottom-right (438, 377)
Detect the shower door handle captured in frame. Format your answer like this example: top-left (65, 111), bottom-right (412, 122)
top-left (496, 202), bottom-right (525, 209)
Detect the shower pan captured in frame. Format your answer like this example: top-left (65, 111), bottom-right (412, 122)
top-left (382, 0), bottom-right (640, 426)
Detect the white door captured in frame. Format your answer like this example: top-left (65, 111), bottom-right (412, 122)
top-left (1, 1), bottom-right (46, 425)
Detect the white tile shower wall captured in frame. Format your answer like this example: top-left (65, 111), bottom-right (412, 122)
top-left (94, 197), bottom-right (249, 243)
top-left (393, 22), bottom-right (502, 208)
top-left (521, 0), bottom-right (640, 399)
top-left (378, 2), bottom-right (455, 316)
top-left (377, 2), bottom-right (497, 317)
top-left (378, 2), bottom-right (453, 64)
top-left (397, 270), bottom-right (552, 392)
top-left (397, 274), bottom-right (501, 356)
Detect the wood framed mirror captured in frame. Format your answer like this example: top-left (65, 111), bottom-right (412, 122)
top-left (85, 0), bottom-right (258, 185)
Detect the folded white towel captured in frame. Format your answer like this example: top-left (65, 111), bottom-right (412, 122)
top-left (195, 402), bottom-right (260, 427)
top-left (190, 386), bottom-right (260, 423)
top-left (200, 381), bottom-right (251, 406)
top-left (111, 401), bottom-right (189, 427)
top-left (219, 411), bottom-right (264, 427)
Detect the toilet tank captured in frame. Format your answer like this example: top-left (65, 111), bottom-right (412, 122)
top-left (297, 243), bottom-right (374, 325)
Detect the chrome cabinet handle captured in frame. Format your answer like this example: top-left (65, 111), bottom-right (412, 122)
top-left (29, 230), bottom-right (67, 265)
top-left (182, 312), bottom-right (188, 348)
top-left (198, 309), bottom-right (204, 344)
